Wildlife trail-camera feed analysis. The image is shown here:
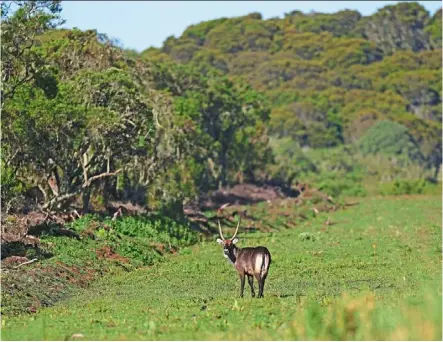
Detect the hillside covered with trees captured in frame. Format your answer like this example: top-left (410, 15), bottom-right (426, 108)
top-left (2, 1), bottom-right (442, 218)
top-left (143, 2), bottom-right (442, 196)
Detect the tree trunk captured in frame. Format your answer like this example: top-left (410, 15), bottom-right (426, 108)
top-left (103, 178), bottom-right (110, 207)
top-left (82, 189), bottom-right (91, 214)
top-left (163, 199), bottom-right (185, 222)
top-left (219, 150), bottom-right (227, 189)
top-left (434, 163), bottom-right (441, 182)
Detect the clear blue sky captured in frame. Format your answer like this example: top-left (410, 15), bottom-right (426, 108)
top-left (60, 1), bottom-right (442, 52)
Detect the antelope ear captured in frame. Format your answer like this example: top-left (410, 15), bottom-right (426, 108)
top-left (216, 238), bottom-right (224, 244)
top-left (232, 238), bottom-right (239, 244)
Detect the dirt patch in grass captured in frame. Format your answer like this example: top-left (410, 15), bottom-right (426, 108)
top-left (195, 183), bottom-right (297, 210)
top-left (96, 246), bottom-right (130, 264)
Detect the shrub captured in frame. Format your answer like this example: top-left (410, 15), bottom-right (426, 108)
top-left (379, 179), bottom-right (442, 195)
top-left (0, 158), bottom-right (25, 214)
top-left (356, 120), bottom-right (425, 164)
top-left (319, 178), bottom-right (367, 197)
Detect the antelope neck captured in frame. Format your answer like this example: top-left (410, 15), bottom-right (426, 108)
top-left (226, 244), bottom-right (239, 264)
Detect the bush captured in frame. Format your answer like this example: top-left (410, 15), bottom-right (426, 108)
top-left (314, 173), bottom-right (367, 198)
top-left (356, 120), bottom-right (425, 163)
top-left (267, 138), bottom-right (317, 186)
top-left (0, 158), bottom-right (25, 214)
top-left (379, 179), bottom-right (442, 195)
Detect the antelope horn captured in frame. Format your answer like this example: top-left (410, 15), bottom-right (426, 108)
top-left (231, 217), bottom-right (241, 240)
top-left (218, 220), bottom-right (225, 240)
top-left (219, 203), bottom-right (230, 211)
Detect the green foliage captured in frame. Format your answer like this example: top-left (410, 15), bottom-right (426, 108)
top-left (316, 174), bottom-right (367, 198)
top-left (228, 51), bottom-right (270, 76)
top-left (379, 70), bottom-right (441, 121)
top-left (73, 215), bottom-right (198, 266)
top-left (321, 38), bottom-right (382, 69)
top-left (0, 156), bottom-right (25, 213)
top-left (281, 31), bottom-right (332, 59)
top-left (269, 100), bottom-right (342, 148)
top-left (169, 41), bottom-right (201, 63)
top-left (190, 49), bottom-right (229, 75)
top-left (3, 64), bottom-right (159, 210)
top-left (140, 47), bottom-right (171, 62)
top-left (356, 121), bottom-right (425, 163)
top-left (2, 4), bottom-right (274, 212)
top-left (285, 9), bottom-right (362, 37)
top-left (203, 14), bottom-right (279, 54)
top-left (181, 17), bottom-right (228, 45)
top-left (425, 8), bottom-right (442, 47)
top-left (269, 138), bottom-right (438, 198)
top-left (1, 1), bottom-right (64, 107)
top-left (379, 179), bottom-right (441, 196)
top-left (105, 216), bottom-right (198, 247)
top-left (266, 138), bottom-right (317, 186)
top-left (171, 69), bottom-right (272, 189)
top-left (3, 6), bottom-right (442, 338)
top-left (157, 2), bottom-right (441, 178)
top-left (356, 2), bottom-right (432, 54)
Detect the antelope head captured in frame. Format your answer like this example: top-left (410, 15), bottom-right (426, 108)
top-left (216, 218), bottom-right (241, 262)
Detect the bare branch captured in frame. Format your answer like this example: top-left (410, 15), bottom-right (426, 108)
top-left (13, 258), bottom-right (38, 269)
top-left (83, 169), bottom-right (122, 188)
top-left (112, 207), bottom-right (122, 221)
top-left (42, 168), bottom-right (123, 210)
top-left (5, 149), bottom-right (19, 166)
top-left (41, 191), bottom-right (80, 210)
top-left (82, 153), bottom-right (89, 183)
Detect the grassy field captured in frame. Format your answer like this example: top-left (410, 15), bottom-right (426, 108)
top-left (2, 195), bottom-right (442, 340)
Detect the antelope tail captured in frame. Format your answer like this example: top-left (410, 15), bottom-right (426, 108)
top-left (260, 253), bottom-right (271, 278)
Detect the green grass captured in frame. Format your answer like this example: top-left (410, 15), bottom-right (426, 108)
top-left (2, 195), bottom-right (442, 340)
top-left (1, 215), bottom-right (199, 316)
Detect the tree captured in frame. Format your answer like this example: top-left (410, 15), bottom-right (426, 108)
top-left (3, 67), bottom-right (158, 212)
top-left (285, 9), bottom-right (362, 37)
top-left (190, 49), bottom-right (229, 75)
top-left (381, 70), bottom-right (441, 121)
top-left (356, 120), bottom-right (425, 164)
top-left (356, 2), bottom-right (432, 55)
top-left (176, 76), bottom-right (271, 188)
top-left (1, 1), bottom-right (64, 108)
top-left (1, 1), bottom-right (64, 212)
top-left (425, 8), bottom-right (442, 48)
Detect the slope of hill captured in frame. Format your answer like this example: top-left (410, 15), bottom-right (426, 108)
top-left (142, 2), bottom-right (442, 194)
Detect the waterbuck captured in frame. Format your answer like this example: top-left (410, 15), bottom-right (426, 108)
top-left (216, 219), bottom-right (271, 298)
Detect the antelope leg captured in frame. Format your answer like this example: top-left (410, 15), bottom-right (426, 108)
top-left (247, 275), bottom-right (255, 297)
top-left (258, 274), bottom-right (267, 298)
top-left (239, 273), bottom-right (245, 298)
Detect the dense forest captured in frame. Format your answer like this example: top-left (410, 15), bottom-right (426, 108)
top-left (2, 1), bottom-right (442, 218)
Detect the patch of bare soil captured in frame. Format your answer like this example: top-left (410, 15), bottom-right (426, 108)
top-left (196, 183), bottom-right (294, 210)
top-left (96, 246), bottom-right (130, 264)
top-left (1, 211), bottom-right (82, 261)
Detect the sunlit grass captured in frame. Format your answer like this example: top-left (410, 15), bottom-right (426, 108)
top-left (2, 195), bottom-right (441, 340)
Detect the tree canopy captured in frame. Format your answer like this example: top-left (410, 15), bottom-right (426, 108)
top-left (152, 2), bottom-right (441, 175)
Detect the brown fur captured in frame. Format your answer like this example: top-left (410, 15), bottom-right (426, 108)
top-left (218, 239), bottom-right (271, 298)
